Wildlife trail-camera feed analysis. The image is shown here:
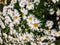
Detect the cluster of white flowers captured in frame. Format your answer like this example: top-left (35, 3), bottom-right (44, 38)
top-left (0, 0), bottom-right (60, 45)
top-left (3, 6), bottom-right (21, 30)
top-left (18, 0), bottom-right (40, 10)
top-left (26, 14), bottom-right (41, 30)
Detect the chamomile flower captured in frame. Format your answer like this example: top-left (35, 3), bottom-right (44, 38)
top-left (44, 30), bottom-right (51, 35)
top-left (23, 32), bottom-right (34, 41)
top-left (21, 13), bottom-right (25, 18)
top-left (26, 2), bottom-right (34, 10)
top-left (19, 1), bottom-right (26, 8)
top-left (46, 20), bottom-right (54, 29)
top-left (12, 10), bottom-right (20, 24)
top-left (21, 8), bottom-right (28, 19)
top-left (27, 14), bottom-right (35, 23)
top-left (28, 19), bottom-right (40, 30)
top-left (21, 8), bottom-right (28, 15)
top-left (13, 15), bottom-right (20, 20)
top-left (51, 29), bottom-right (57, 36)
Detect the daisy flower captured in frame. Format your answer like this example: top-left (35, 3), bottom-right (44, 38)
top-left (46, 20), bottom-right (54, 29)
top-left (12, 9), bottom-right (20, 24)
top-left (23, 32), bottom-right (34, 41)
top-left (21, 8), bottom-right (28, 19)
top-left (51, 29), bottom-right (57, 36)
top-left (28, 19), bottom-right (41, 30)
top-left (44, 30), bottom-right (51, 35)
top-left (27, 14), bottom-right (35, 23)
top-left (13, 15), bottom-right (20, 20)
top-left (26, 2), bottom-right (34, 10)
top-left (19, 1), bottom-right (26, 8)
top-left (21, 8), bottom-right (28, 15)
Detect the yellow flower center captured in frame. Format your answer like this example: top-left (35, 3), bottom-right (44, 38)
top-left (48, 30), bottom-right (51, 33)
top-left (22, 13), bottom-right (25, 17)
top-left (25, 36), bottom-right (29, 40)
top-left (28, 17), bottom-right (32, 21)
top-left (53, 33), bottom-right (55, 34)
top-left (33, 23), bottom-right (38, 28)
top-left (48, 22), bottom-right (50, 24)
top-left (14, 15), bottom-right (18, 19)
top-left (48, 30), bottom-right (51, 32)
top-left (28, 3), bottom-right (31, 6)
